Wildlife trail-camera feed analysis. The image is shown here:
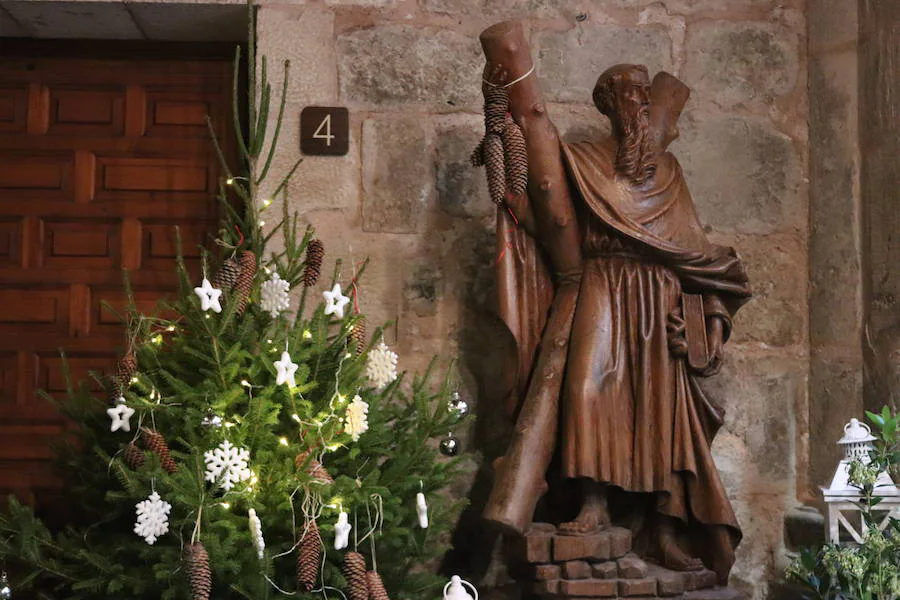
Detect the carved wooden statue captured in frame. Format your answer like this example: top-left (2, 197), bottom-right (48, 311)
top-left (476, 21), bottom-right (752, 584)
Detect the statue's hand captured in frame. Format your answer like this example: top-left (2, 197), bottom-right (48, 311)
top-left (701, 317), bottom-right (726, 376)
top-left (666, 307), bottom-right (688, 358)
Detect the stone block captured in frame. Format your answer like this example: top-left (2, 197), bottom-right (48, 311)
top-left (684, 22), bottom-right (799, 109)
top-left (559, 578), bottom-right (618, 597)
top-left (685, 569), bottom-right (718, 591)
top-left (619, 578), bottom-right (657, 597)
top-left (609, 527), bottom-right (632, 558)
top-left (648, 565), bottom-right (686, 596)
top-left (532, 579), bottom-right (560, 595)
top-left (673, 112), bottom-right (803, 235)
top-left (591, 561), bottom-right (618, 579)
top-left (434, 117), bottom-right (493, 219)
top-left (522, 525), bottom-right (555, 564)
top-left (361, 115), bottom-right (434, 233)
top-left (338, 25), bottom-right (482, 110)
top-left (534, 24), bottom-right (674, 104)
top-left (535, 563), bottom-right (561, 581)
top-left (617, 554), bottom-right (648, 578)
top-left (423, 0), bottom-right (577, 19)
top-left (553, 532), bottom-right (610, 562)
top-left (684, 588), bottom-right (747, 600)
top-left (562, 560), bottom-right (591, 579)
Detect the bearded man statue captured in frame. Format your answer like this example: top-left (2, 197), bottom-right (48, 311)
top-left (477, 22), bottom-right (752, 585)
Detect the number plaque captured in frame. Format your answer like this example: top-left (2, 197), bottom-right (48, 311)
top-left (300, 106), bottom-right (349, 156)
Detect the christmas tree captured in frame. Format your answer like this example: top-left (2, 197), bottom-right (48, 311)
top-left (0, 16), bottom-right (467, 600)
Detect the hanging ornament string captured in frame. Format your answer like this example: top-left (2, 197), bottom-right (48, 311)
top-left (482, 63), bottom-right (535, 89)
top-left (349, 260), bottom-right (365, 314)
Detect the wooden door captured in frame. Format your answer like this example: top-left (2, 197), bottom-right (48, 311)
top-left (0, 46), bottom-right (236, 506)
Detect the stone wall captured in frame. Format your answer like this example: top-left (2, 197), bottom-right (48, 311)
top-left (255, 1), bottom-right (809, 598)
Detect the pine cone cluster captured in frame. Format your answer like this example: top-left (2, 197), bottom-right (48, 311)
top-left (348, 315), bottom-right (367, 355)
top-left (301, 239), bottom-right (324, 287)
top-left (471, 85), bottom-right (529, 207)
top-left (366, 571), bottom-right (391, 600)
top-left (234, 250), bottom-right (257, 315)
top-left (212, 256), bottom-right (242, 291)
top-left (183, 542), bottom-right (212, 600)
top-left (342, 552), bottom-right (369, 600)
top-left (109, 348), bottom-right (138, 399)
top-left (296, 520), bottom-right (321, 592)
top-left (295, 451), bottom-right (334, 485)
top-left (123, 441), bottom-right (145, 470)
top-left (141, 428), bottom-right (178, 474)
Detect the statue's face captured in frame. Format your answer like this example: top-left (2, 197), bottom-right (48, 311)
top-left (613, 69), bottom-right (651, 122)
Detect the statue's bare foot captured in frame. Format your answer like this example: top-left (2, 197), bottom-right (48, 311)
top-left (558, 483), bottom-right (610, 536)
top-left (659, 533), bottom-right (704, 571)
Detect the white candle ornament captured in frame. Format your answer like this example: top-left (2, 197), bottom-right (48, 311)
top-left (334, 510), bottom-right (352, 550)
top-left (323, 283), bottom-right (351, 319)
top-left (274, 350), bottom-right (299, 387)
top-left (248, 508), bottom-right (265, 559)
top-left (416, 492), bottom-right (429, 528)
top-left (193, 278), bottom-right (223, 313)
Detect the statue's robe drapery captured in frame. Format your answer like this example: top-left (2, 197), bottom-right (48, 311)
top-left (495, 138), bottom-right (751, 581)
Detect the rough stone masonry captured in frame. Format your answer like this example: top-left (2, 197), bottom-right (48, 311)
top-left (255, 1), bottom-right (810, 598)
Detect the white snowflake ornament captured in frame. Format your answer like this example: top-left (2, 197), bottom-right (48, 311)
top-left (323, 283), bottom-right (351, 319)
top-left (344, 395), bottom-right (369, 442)
top-left (193, 278), bottom-right (223, 313)
top-left (204, 440), bottom-right (252, 491)
top-left (248, 508), bottom-right (265, 559)
top-left (366, 342), bottom-right (398, 388)
top-left (260, 272), bottom-right (290, 318)
top-left (107, 398), bottom-right (135, 433)
top-left (134, 491), bottom-right (171, 545)
top-left (274, 350), bottom-right (299, 388)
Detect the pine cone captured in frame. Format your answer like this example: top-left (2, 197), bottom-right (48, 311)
top-left (483, 86), bottom-right (509, 134)
top-left (342, 552), bottom-right (369, 600)
top-left (295, 451), bottom-right (334, 485)
top-left (141, 428), bottom-right (178, 474)
top-left (123, 441), bottom-right (145, 470)
top-left (110, 349), bottom-right (137, 395)
top-left (502, 119), bottom-right (529, 197)
top-left (234, 250), bottom-right (257, 315)
top-left (366, 571), bottom-right (391, 600)
top-left (183, 542), bottom-right (212, 600)
top-left (296, 520), bottom-right (322, 592)
top-left (212, 257), bottom-right (242, 291)
top-left (484, 134), bottom-right (507, 206)
top-left (470, 138), bottom-right (485, 168)
top-left (349, 315), bottom-right (367, 355)
top-left (302, 239), bottom-right (324, 287)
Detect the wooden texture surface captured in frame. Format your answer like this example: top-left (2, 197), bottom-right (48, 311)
top-left (0, 50), bottom-right (234, 505)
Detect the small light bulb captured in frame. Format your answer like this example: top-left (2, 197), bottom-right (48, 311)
top-left (303, 330), bottom-right (312, 340)
top-left (263, 266), bottom-right (271, 274)
top-left (262, 199), bottom-right (272, 207)
top-left (279, 437), bottom-right (289, 446)
top-left (326, 443), bottom-right (342, 452)
top-left (344, 352), bottom-right (352, 359)
top-left (224, 421), bottom-right (235, 428)
top-left (226, 177), bottom-right (235, 185)
top-left (166, 325), bottom-right (176, 332)
top-left (241, 380), bottom-right (251, 388)
top-left (130, 377), bottom-right (139, 384)
top-left (152, 335), bottom-right (163, 345)
top-left (291, 414), bottom-right (301, 422)
top-left (259, 220), bottom-right (266, 227)
top-left (220, 502), bottom-right (231, 509)
top-left (250, 474), bottom-right (259, 484)
top-left (205, 314), bottom-right (211, 319)
top-left (267, 339), bottom-right (273, 344)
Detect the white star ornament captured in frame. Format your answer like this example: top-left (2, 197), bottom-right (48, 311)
top-left (193, 278), bottom-right (223, 313)
top-left (323, 284), bottom-right (351, 319)
top-left (274, 351), bottom-right (299, 387)
top-left (107, 400), bottom-right (136, 432)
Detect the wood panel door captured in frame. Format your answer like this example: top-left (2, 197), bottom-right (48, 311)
top-left (0, 49), bottom-right (237, 505)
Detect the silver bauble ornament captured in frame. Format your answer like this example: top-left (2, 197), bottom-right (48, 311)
top-left (0, 571), bottom-right (11, 599)
top-left (448, 392), bottom-right (469, 420)
top-left (201, 409), bottom-right (223, 428)
top-left (439, 435), bottom-right (460, 457)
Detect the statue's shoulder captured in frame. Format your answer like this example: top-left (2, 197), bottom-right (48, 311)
top-left (563, 137), bottom-right (617, 176)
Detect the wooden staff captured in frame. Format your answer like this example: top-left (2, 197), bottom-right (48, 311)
top-left (479, 20), bottom-right (584, 535)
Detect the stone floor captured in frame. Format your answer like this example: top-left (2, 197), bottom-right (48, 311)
top-left (506, 523), bottom-right (745, 600)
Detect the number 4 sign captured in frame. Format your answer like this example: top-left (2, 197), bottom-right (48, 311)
top-left (300, 107), bottom-right (350, 156)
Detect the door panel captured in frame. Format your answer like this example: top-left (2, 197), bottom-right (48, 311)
top-left (0, 50), bottom-right (236, 505)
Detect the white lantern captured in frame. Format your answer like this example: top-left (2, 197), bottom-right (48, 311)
top-left (823, 418), bottom-right (900, 543)
top-left (443, 576), bottom-right (477, 600)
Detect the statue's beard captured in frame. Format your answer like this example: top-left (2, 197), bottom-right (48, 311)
top-left (615, 107), bottom-right (656, 186)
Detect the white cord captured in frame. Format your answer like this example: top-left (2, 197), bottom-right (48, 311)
top-left (483, 64), bottom-right (535, 89)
